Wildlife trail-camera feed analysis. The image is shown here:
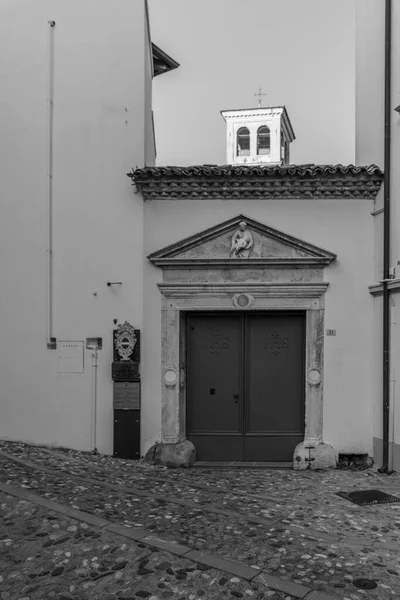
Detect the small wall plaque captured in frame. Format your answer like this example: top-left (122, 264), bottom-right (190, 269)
top-left (326, 329), bottom-right (336, 336)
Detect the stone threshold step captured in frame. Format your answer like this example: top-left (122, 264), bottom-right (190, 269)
top-left (193, 461), bottom-right (292, 469)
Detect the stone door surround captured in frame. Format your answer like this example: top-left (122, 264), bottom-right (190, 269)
top-left (149, 215), bottom-right (337, 469)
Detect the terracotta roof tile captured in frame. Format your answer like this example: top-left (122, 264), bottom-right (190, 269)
top-left (128, 164), bottom-right (383, 200)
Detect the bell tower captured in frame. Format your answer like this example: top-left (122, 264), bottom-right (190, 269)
top-left (221, 95), bottom-right (295, 166)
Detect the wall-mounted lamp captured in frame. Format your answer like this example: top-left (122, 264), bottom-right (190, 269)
top-left (107, 281), bottom-right (122, 287)
top-left (395, 105), bottom-right (400, 114)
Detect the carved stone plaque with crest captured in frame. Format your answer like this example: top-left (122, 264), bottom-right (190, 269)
top-left (113, 321), bottom-right (140, 362)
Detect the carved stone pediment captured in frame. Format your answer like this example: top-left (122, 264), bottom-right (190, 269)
top-left (148, 214), bottom-right (336, 268)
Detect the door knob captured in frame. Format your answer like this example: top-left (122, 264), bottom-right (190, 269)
top-left (233, 393), bottom-right (239, 398)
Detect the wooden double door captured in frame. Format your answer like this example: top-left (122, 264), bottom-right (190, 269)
top-left (186, 312), bottom-right (305, 462)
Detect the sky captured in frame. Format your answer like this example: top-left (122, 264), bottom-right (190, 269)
top-left (149, 0), bottom-right (355, 167)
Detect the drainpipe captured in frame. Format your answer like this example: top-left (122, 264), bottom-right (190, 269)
top-left (91, 347), bottom-right (99, 455)
top-left (379, 0), bottom-right (392, 474)
top-left (389, 366), bottom-right (396, 472)
top-left (46, 20), bottom-right (56, 349)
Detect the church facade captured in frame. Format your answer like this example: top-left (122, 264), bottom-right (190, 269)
top-left (131, 106), bottom-right (383, 469)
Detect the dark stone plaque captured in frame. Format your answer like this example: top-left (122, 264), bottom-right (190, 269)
top-left (114, 409), bottom-right (140, 459)
top-left (113, 381), bottom-right (141, 410)
top-left (112, 361), bottom-right (140, 382)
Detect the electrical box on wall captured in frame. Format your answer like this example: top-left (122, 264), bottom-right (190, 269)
top-left (57, 341), bottom-right (84, 374)
top-left (86, 337), bottom-right (103, 350)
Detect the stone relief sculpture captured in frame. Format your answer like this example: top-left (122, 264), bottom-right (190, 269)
top-left (114, 321), bottom-right (137, 361)
top-left (230, 221), bottom-right (254, 258)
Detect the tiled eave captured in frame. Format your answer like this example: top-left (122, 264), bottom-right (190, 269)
top-left (128, 164), bottom-right (383, 200)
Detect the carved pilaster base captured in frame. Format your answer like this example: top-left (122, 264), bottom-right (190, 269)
top-left (293, 440), bottom-right (337, 470)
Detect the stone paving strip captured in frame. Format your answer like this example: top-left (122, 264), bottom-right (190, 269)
top-left (15, 442), bottom-right (400, 507)
top-left (4, 441), bottom-right (400, 503)
top-left (0, 442), bottom-right (400, 599)
top-left (0, 488), bottom-right (298, 600)
top-left (0, 451), bottom-right (284, 527)
top-left (0, 443), bottom-right (292, 504)
top-left (0, 447), bottom-right (399, 548)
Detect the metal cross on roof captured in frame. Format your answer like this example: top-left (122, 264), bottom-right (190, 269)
top-left (254, 86), bottom-right (266, 108)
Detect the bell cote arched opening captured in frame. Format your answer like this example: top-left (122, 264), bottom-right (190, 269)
top-left (257, 126), bottom-right (271, 155)
top-left (236, 127), bottom-right (250, 157)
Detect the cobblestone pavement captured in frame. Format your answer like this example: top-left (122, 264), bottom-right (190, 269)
top-left (0, 442), bottom-right (399, 600)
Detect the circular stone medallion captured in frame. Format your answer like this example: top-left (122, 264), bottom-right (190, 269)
top-left (308, 369), bottom-right (321, 385)
top-left (232, 293), bottom-right (254, 309)
top-left (164, 370), bottom-right (177, 387)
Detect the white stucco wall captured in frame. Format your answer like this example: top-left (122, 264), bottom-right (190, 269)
top-left (355, 0), bottom-right (384, 170)
top-left (144, 2), bottom-right (156, 167)
top-left (389, 3), bottom-right (400, 272)
top-left (356, 0), bottom-right (400, 467)
top-left (142, 198), bottom-right (375, 456)
top-left (0, 0), bottom-right (150, 453)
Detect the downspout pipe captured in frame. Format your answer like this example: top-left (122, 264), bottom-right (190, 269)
top-left (379, 0), bottom-right (392, 474)
top-left (46, 20), bottom-right (56, 349)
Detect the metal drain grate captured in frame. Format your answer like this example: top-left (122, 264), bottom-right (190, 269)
top-left (336, 489), bottom-right (400, 506)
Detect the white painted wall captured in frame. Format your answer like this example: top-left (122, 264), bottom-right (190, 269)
top-left (142, 198), bottom-right (375, 456)
top-left (355, 0), bottom-right (384, 170)
top-left (144, 3), bottom-right (156, 167)
top-left (356, 0), bottom-right (400, 467)
top-left (0, 0), bottom-right (151, 453)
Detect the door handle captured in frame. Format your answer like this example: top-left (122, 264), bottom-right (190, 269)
top-left (233, 393), bottom-right (239, 403)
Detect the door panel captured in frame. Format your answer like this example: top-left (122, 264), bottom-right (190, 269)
top-left (186, 314), bottom-right (242, 434)
top-left (246, 314), bottom-right (305, 434)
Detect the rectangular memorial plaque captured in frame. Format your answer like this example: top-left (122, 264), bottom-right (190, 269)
top-left (113, 381), bottom-right (141, 410)
top-left (112, 361), bottom-right (140, 382)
